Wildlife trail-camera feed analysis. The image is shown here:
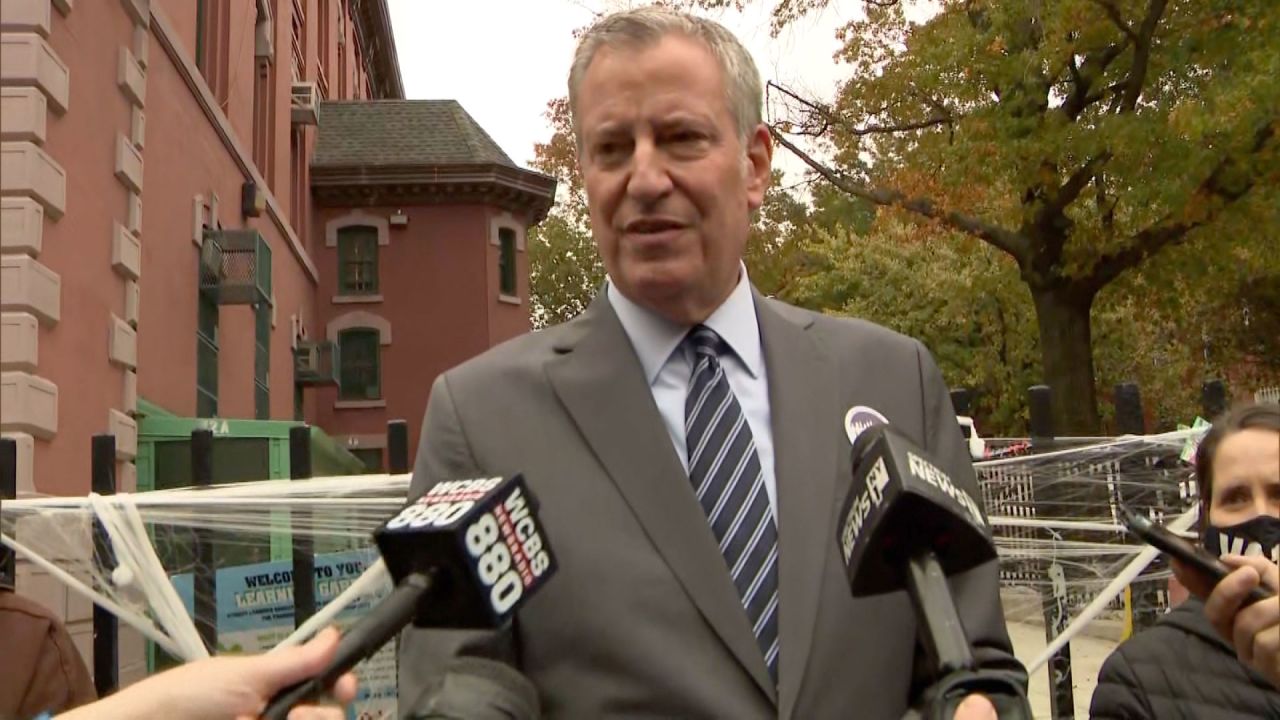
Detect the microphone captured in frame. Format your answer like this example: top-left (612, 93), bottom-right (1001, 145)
top-left (838, 424), bottom-right (1030, 720)
top-left (260, 474), bottom-right (556, 720)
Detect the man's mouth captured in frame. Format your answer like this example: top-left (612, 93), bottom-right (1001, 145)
top-left (623, 218), bottom-right (686, 235)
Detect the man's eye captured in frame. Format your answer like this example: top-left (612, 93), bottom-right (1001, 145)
top-left (594, 141), bottom-right (627, 159)
top-left (669, 131), bottom-right (703, 144)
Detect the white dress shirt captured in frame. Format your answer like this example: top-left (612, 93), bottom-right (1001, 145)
top-left (606, 266), bottom-right (777, 518)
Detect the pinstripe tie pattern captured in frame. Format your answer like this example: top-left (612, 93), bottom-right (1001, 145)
top-left (684, 325), bottom-right (779, 682)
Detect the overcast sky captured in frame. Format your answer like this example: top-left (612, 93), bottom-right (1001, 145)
top-left (385, 1), bottom-right (899, 186)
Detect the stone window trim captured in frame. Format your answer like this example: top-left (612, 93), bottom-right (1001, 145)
top-left (326, 310), bottom-right (391, 346)
top-left (488, 212), bottom-right (526, 251)
top-left (325, 211), bottom-right (390, 248)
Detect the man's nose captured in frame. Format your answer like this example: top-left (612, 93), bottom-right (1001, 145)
top-left (626, 139), bottom-right (673, 205)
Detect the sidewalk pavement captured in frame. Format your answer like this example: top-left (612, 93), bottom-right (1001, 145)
top-left (1009, 619), bottom-right (1122, 719)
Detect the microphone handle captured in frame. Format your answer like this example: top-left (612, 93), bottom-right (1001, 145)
top-left (260, 571), bottom-right (433, 720)
top-left (904, 551), bottom-right (1034, 720)
top-left (903, 550), bottom-right (975, 676)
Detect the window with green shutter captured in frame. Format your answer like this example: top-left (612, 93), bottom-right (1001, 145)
top-left (338, 328), bottom-right (380, 400)
top-left (351, 448), bottom-right (384, 473)
top-left (498, 227), bottom-right (517, 297)
top-left (338, 227), bottom-right (379, 295)
top-left (196, 293), bottom-right (219, 417)
top-left (254, 303), bottom-right (270, 419)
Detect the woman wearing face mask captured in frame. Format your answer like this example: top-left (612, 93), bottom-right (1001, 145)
top-left (1090, 402), bottom-right (1280, 719)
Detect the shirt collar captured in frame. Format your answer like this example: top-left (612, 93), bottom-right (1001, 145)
top-left (607, 262), bottom-right (763, 385)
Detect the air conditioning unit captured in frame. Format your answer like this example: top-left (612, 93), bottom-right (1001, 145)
top-left (199, 230), bottom-right (224, 283)
top-left (291, 81), bottom-right (319, 126)
top-left (199, 228), bottom-right (273, 305)
top-left (294, 340), bottom-right (340, 387)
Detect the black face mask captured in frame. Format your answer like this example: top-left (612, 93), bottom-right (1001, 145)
top-left (1204, 515), bottom-right (1280, 565)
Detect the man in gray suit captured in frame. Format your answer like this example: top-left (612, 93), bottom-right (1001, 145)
top-left (400, 7), bottom-right (1024, 718)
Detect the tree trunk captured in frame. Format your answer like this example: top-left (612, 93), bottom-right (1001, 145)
top-left (1030, 285), bottom-right (1101, 435)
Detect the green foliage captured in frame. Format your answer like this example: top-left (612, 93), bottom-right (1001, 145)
top-left (528, 214), bottom-right (604, 329)
top-left (530, 1), bottom-right (1280, 429)
top-left (786, 214), bottom-right (1042, 434)
top-left (699, 0), bottom-right (1280, 431)
top-left (527, 97), bottom-right (603, 329)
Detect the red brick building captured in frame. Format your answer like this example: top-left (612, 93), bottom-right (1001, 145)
top-left (1, 0), bottom-right (553, 683)
top-left (1, 0), bottom-right (555, 496)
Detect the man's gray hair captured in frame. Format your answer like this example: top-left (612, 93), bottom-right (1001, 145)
top-left (567, 6), bottom-right (764, 144)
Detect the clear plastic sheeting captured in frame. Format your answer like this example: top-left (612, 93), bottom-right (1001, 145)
top-left (1, 428), bottom-right (1208, 681)
top-left (1, 473), bottom-right (410, 662)
top-left (979, 428), bottom-right (1206, 673)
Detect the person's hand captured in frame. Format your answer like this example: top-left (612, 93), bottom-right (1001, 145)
top-left (1173, 554), bottom-right (1280, 688)
top-left (61, 627), bottom-right (358, 720)
top-left (953, 694), bottom-right (997, 719)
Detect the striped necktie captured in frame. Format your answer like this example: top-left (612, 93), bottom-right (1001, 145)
top-left (684, 324), bottom-right (780, 682)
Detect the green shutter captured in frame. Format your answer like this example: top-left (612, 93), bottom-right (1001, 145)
top-left (196, 294), bottom-right (219, 417)
top-left (338, 328), bottom-right (381, 400)
top-left (337, 227), bottom-right (379, 295)
top-left (499, 228), bottom-right (517, 296)
top-left (254, 304), bottom-right (270, 419)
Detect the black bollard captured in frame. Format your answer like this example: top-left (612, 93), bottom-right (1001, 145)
top-left (1115, 383), bottom-right (1163, 632)
top-left (290, 425), bottom-right (316, 629)
top-left (1114, 383), bottom-right (1144, 438)
top-left (91, 435), bottom-right (119, 697)
top-left (0, 437), bottom-right (15, 590)
top-left (1201, 379), bottom-right (1227, 420)
top-left (1028, 385), bottom-right (1074, 718)
top-left (951, 388), bottom-right (973, 441)
top-left (1028, 385), bottom-right (1054, 449)
top-left (387, 420), bottom-right (409, 475)
top-left (191, 429), bottom-right (218, 654)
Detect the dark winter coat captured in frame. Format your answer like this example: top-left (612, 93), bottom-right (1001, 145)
top-left (1090, 597), bottom-right (1280, 719)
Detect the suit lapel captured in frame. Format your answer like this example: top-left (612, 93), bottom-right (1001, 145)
top-left (545, 296), bottom-right (778, 705)
top-left (755, 294), bottom-right (842, 720)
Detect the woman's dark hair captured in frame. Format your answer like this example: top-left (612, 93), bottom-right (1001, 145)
top-left (1195, 402), bottom-right (1280, 530)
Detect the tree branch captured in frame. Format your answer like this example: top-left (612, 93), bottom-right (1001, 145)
top-left (769, 81), bottom-right (954, 139)
top-left (769, 127), bottom-right (1028, 262)
top-left (1089, 0), bottom-right (1138, 42)
top-left (1046, 153), bottom-right (1113, 220)
top-left (1083, 121), bottom-right (1275, 291)
top-left (1118, 0), bottom-right (1168, 113)
top-left (1060, 42), bottom-right (1128, 120)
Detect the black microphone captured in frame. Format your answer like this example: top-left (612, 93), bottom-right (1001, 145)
top-left (838, 424), bottom-right (1030, 720)
top-left (260, 474), bottom-right (556, 720)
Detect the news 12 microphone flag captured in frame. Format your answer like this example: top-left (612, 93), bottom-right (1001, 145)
top-left (170, 548), bottom-right (397, 719)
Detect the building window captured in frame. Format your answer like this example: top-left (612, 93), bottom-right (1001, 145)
top-left (254, 303), bottom-right (271, 419)
top-left (498, 227), bottom-right (517, 297)
top-left (351, 448), bottom-right (383, 473)
top-left (338, 226), bottom-right (379, 295)
top-left (291, 0), bottom-right (306, 82)
top-left (252, 58), bottom-right (273, 180)
top-left (196, 293), bottom-right (219, 417)
top-left (252, 0), bottom-right (275, 183)
top-left (317, 0), bottom-right (331, 99)
top-left (196, 0), bottom-right (213, 79)
top-left (338, 328), bottom-right (380, 400)
top-left (290, 128), bottom-right (306, 240)
top-left (196, 0), bottom-right (229, 104)
top-left (338, 9), bottom-right (347, 99)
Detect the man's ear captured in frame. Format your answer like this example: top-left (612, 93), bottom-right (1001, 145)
top-left (744, 124), bottom-right (774, 212)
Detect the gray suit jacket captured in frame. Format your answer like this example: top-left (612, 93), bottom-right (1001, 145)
top-left (399, 291), bottom-right (1023, 719)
